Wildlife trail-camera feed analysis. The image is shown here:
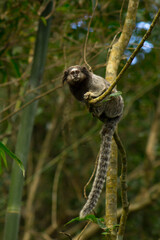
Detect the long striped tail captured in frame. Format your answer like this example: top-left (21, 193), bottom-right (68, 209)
top-left (79, 117), bottom-right (120, 219)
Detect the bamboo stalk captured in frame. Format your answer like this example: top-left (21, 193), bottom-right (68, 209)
top-left (3, 2), bottom-right (53, 240)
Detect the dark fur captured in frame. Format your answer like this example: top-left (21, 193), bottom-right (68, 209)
top-left (62, 70), bottom-right (69, 84)
top-left (63, 66), bottom-right (91, 101)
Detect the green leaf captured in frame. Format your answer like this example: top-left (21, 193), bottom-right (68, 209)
top-left (109, 91), bottom-right (122, 97)
top-left (56, 4), bottom-right (70, 12)
top-left (113, 224), bottom-right (120, 230)
top-left (7, 52), bottom-right (21, 78)
top-left (97, 218), bottom-right (107, 229)
top-left (101, 224), bottom-right (119, 235)
top-left (40, 16), bottom-right (47, 26)
top-left (0, 156), bottom-right (2, 175)
top-left (65, 215), bottom-right (108, 229)
top-left (86, 216), bottom-right (107, 229)
top-left (101, 227), bottom-right (111, 235)
top-left (0, 142), bottom-right (25, 176)
top-left (0, 149), bottom-right (8, 169)
top-left (101, 230), bottom-right (110, 235)
top-left (65, 214), bottom-right (98, 226)
top-left (101, 91), bottom-right (122, 104)
top-left (101, 99), bottom-right (110, 103)
top-left (65, 217), bottom-right (81, 225)
top-left (84, 214), bottom-right (98, 222)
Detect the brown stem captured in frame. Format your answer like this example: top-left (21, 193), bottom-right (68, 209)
top-left (0, 84), bottom-right (62, 124)
top-left (83, 0), bottom-right (98, 71)
top-left (114, 132), bottom-right (129, 239)
top-left (144, 94), bottom-right (160, 186)
top-left (45, 159), bottom-right (65, 235)
top-left (84, 152), bottom-right (99, 199)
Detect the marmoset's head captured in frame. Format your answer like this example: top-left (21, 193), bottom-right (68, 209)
top-left (62, 65), bottom-right (90, 85)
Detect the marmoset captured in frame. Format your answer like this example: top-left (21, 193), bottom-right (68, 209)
top-left (62, 65), bottom-right (124, 218)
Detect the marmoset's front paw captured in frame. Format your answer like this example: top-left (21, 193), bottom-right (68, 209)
top-left (84, 92), bottom-right (94, 100)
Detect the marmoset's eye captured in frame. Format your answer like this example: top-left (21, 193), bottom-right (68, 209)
top-left (70, 70), bottom-right (79, 75)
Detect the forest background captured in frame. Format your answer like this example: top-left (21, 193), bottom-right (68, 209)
top-left (0, 0), bottom-right (160, 239)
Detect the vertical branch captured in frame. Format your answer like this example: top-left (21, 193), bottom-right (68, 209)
top-left (105, 139), bottom-right (118, 238)
top-left (106, 0), bottom-right (139, 83)
top-left (45, 158), bottom-right (65, 235)
top-left (144, 94), bottom-right (160, 186)
top-left (114, 132), bottom-right (129, 239)
top-left (83, 0), bottom-right (98, 71)
top-left (52, 159), bottom-right (64, 229)
top-left (3, 2), bottom-right (53, 240)
top-left (105, 0), bottom-right (139, 239)
top-left (146, 95), bottom-right (160, 161)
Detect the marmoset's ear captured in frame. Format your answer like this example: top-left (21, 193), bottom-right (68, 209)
top-left (62, 70), bottom-right (68, 84)
top-left (81, 66), bottom-right (88, 73)
top-left (81, 66), bottom-right (90, 78)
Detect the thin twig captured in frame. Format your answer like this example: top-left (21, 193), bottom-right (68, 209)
top-left (89, 9), bottom-right (160, 104)
top-left (0, 68), bottom-right (30, 87)
top-left (51, 159), bottom-right (64, 230)
top-left (144, 94), bottom-right (160, 186)
top-left (59, 232), bottom-right (72, 240)
top-left (38, 0), bottom-right (55, 19)
top-left (25, 133), bottom-right (92, 185)
top-left (83, 0), bottom-right (98, 71)
top-left (41, 232), bottom-right (53, 240)
top-left (0, 85), bottom-right (62, 124)
top-left (77, 222), bottom-right (91, 240)
top-left (0, 79), bottom-right (59, 116)
top-left (119, 0), bottom-right (126, 30)
top-left (1, 101), bottom-right (18, 115)
top-left (45, 0), bottom-right (56, 20)
top-left (0, 79), bottom-right (21, 88)
top-left (105, 30), bottom-right (121, 68)
top-left (84, 152), bottom-right (99, 199)
top-left (124, 78), bottom-right (160, 117)
top-left (0, 132), bottom-right (11, 140)
top-left (114, 132), bottom-right (129, 239)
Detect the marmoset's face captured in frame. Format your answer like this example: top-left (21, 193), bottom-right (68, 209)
top-left (66, 66), bottom-right (86, 85)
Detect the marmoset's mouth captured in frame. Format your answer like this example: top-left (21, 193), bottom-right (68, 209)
top-left (67, 78), bottom-right (80, 85)
top-left (73, 77), bottom-right (80, 81)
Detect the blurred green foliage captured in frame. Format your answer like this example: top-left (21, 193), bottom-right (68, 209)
top-left (0, 0), bottom-right (160, 239)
